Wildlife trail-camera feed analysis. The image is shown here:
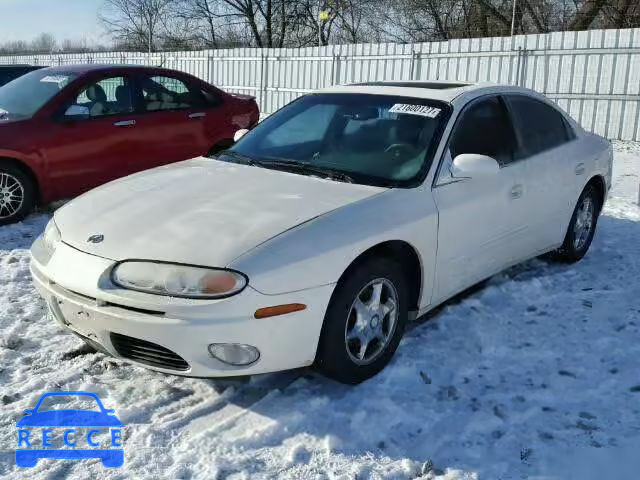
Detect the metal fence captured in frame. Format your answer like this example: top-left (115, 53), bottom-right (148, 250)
top-left (2, 27), bottom-right (639, 140)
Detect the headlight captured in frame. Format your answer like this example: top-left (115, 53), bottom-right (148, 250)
top-left (111, 261), bottom-right (248, 299)
top-left (43, 219), bottom-right (61, 255)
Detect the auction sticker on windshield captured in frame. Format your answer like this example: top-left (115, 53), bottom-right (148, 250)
top-left (388, 104), bottom-right (441, 118)
top-left (39, 75), bottom-right (71, 85)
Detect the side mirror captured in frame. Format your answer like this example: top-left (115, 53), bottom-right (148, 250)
top-left (451, 153), bottom-right (500, 179)
top-left (64, 105), bottom-right (90, 119)
top-left (23, 409), bottom-right (35, 414)
top-left (233, 129), bottom-right (249, 142)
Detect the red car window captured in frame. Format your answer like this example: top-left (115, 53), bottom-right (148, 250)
top-left (70, 76), bottom-right (134, 118)
top-left (140, 74), bottom-right (203, 112)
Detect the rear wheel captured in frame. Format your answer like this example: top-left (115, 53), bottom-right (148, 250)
top-left (0, 163), bottom-right (36, 226)
top-left (552, 184), bottom-right (600, 263)
top-left (315, 257), bottom-right (408, 384)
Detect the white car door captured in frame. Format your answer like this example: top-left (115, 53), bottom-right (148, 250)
top-left (504, 94), bottom-right (580, 251)
top-left (432, 96), bottom-right (528, 302)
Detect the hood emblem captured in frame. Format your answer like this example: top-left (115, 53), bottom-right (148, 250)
top-left (87, 234), bottom-right (104, 244)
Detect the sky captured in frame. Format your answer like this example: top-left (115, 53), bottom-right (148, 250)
top-left (0, 0), bottom-right (106, 45)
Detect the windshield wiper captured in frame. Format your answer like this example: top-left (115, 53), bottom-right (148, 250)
top-left (214, 150), bottom-right (258, 165)
top-left (214, 151), bottom-right (353, 183)
top-left (255, 158), bottom-right (353, 183)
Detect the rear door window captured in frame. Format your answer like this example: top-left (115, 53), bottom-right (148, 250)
top-left (505, 95), bottom-right (572, 158)
top-left (139, 75), bottom-right (203, 112)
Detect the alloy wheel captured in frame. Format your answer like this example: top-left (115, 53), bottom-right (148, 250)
top-left (344, 278), bottom-right (399, 365)
top-left (573, 196), bottom-right (594, 251)
top-left (0, 172), bottom-right (25, 219)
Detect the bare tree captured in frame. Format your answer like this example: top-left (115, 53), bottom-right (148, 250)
top-left (85, 0), bottom-right (638, 52)
top-left (0, 40), bottom-right (30, 55)
top-left (601, 0), bottom-right (640, 28)
top-left (176, 0), bottom-right (254, 48)
top-left (569, 0), bottom-right (608, 30)
top-left (178, 0), bottom-right (222, 47)
top-left (60, 38), bottom-right (91, 53)
top-left (100, 0), bottom-right (173, 51)
top-left (30, 33), bottom-right (58, 53)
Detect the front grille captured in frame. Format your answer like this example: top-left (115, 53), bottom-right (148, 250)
top-left (110, 333), bottom-right (189, 371)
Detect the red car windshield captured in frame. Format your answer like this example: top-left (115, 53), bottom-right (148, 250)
top-left (0, 70), bottom-right (77, 120)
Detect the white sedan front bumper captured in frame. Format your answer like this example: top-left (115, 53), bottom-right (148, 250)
top-left (30, 237), bottom-right (334, 377)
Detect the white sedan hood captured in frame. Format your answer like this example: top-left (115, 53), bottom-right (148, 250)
top-left (54, 158), bottom-right (385, 266)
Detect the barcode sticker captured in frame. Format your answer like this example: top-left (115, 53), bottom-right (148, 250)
top-left (389, 104), bottom-right (441, 118)
top-left (40, 75), bottom-right (70, 84)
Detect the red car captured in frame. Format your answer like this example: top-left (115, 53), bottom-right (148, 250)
top-left (0, 64), bottom-right (259, 225)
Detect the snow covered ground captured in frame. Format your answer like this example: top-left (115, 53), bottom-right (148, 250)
top-left (1, 142), bottom-right (639, 479)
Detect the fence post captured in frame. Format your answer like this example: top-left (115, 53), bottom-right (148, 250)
top-left (410, 51), bottom-right (422, 80)
top-left (260, 53), bottom-right (269, 114)
top-left (330, 51), bottom-right (336, 86)
top-left (332, 54), bottom-right (341, 85)
top-left (514, 47), bottom-right (522, 86)
top-left (409, 51), bottom-right (416, 80)
top-left (521, 48), bottom-right (529, 87)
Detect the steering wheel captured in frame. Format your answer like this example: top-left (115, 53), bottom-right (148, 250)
top-left (384, 143), bottom-right (415, 158)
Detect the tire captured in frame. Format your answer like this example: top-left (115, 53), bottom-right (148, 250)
top-left (0, 163), bottom-right (36, 226)
top-left (315, 257), bottom-right (408, 384)
top-left (552, 184), bottom-right (600, 263)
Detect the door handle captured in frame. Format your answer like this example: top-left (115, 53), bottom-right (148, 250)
top-left (575, 163), bottom-right (585, 175)
top-left (510, 184), bottom-right (523, 199)
top-left (188, 112), bottom-right (206, 119)
top-left (113, 120), bottom-right (136, 127)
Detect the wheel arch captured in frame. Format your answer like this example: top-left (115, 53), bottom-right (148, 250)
top-left (337, 240), bottom-right (423, 319)
top-left (0, 156), bottom-right (41, 204)
top-left (585, 174), bottom-right (606, 212)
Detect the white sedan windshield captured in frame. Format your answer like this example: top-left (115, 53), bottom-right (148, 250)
top-left (229, 93), bottom-right (450, 187)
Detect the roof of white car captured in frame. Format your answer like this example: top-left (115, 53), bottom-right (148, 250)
top-left (318, 81), bottom-right (518, 103)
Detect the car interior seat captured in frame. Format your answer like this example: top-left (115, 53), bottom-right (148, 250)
top-left (85, 84), bottom-right (108, 117)
top-left (114, 85), bottom-right (132, 113)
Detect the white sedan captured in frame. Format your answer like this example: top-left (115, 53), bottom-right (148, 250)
top-left (30, 81), bottom-right (612, 384)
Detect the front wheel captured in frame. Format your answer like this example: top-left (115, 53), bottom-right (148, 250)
top-left (315, 257), bottom-right (408, 384)
top-left (552, 184), bottom-right (600, 263)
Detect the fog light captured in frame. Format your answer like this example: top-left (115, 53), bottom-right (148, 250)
top-left (208, 343), bottom-right (260, 366)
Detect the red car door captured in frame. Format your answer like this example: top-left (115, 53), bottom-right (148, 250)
top-left (131, 72), bottom-right (233, 168)
top-left (40, 73), bottom-right (142, 198)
